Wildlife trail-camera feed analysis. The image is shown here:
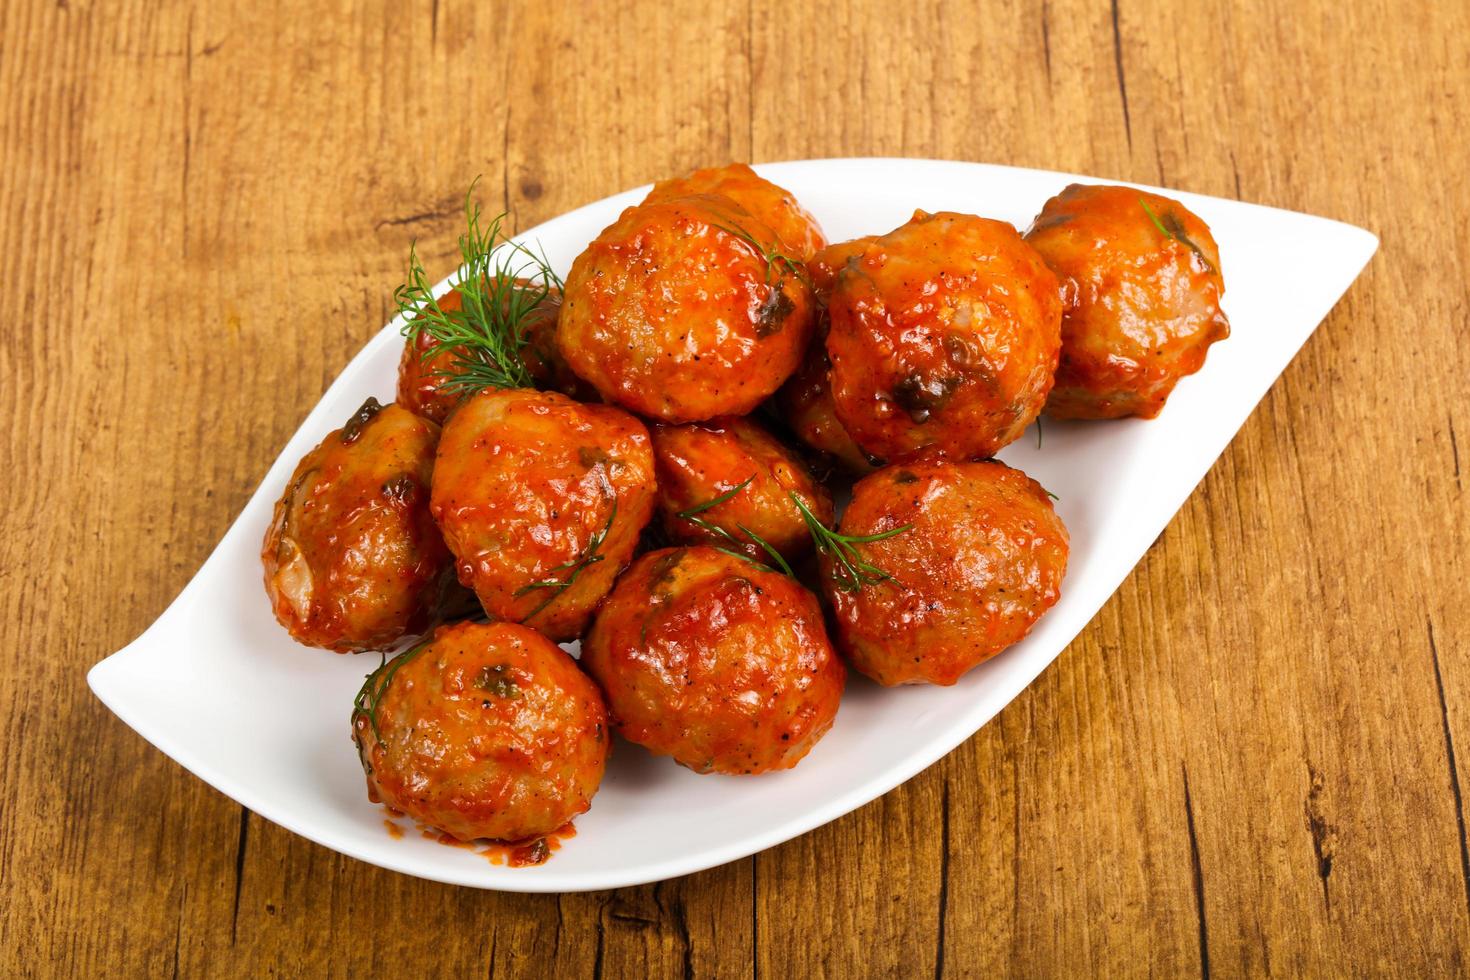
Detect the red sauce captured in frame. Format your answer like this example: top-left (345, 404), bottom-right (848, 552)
top-left (383, 808), bottom-right (577, 868)
top-left (486, 821), bottom-right (578, 867)
top-left (422, 827), bottom-right (476, 849)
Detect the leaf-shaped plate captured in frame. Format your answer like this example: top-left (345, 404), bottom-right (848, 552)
top-left (89, 158), bottom-right (1377, 892)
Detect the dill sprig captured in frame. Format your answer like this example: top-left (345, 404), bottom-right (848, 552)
top-left (792, 492), bottom-right (911, 593)
top-left (394, 180), bottom-right (564, 397)
top-left (678, 476), bottom-right (753, 518)
top-left (514, 500), bottom-right (619, 620)
top-left (676, 475), bottom-right (796, 578)
top-left (711, 220), bottom-right (811, 289)
top-left (352, 638), bottom-right (433, 748)
top-left (1139, 197), bottom-right (1217, 274)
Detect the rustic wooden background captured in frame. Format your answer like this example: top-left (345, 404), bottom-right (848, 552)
top-left (4, 0), bottom-right (1467, 975)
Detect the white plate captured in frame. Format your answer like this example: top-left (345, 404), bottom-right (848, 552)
top-left (88, 158), bottom-right (1377, 892)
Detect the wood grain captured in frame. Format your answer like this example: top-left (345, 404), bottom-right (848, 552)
top-left (3, 0), bottom-right (1467, 975)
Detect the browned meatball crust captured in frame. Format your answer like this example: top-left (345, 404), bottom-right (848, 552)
top-left (643, 162), bottom-right (828, 259)
top-left (650, 416), bottom-right (833, 563)
top-left (557, 195), bottom-right (816, 423)
top-left (824, 459), bottom-right (1068, 686)
top-left (262, 398), bottom-right (453, 652)
top-left (352, 621), bottom-right (610, 842)
top-left (1024, 184), bottom-right (1229, 419)
top-left (826, 211), bottom-right (1062, 462)
top-left (430, 389), bottom-right (656, 641)
top-left (582, 547), bottom-right (845, 774)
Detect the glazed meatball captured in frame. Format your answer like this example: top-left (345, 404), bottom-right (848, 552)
top-left (650, 416), bottom-right (832, 564)
top-left (826, 212), bottom-right (1062, 462)
top-left (582, 547), bottom-right (844, 774)
top-left (1024, 184), bottom-right (1230, 419)
top-left (430, 388), bottom-right (656, 641)
top-left (643, 162), bottom-right (828, 259)
top-left (515, 286), bottom-right (602, 402)
top-left (777, 352), bottom-right (875, 475)
top-left (352, 621), bottom-right (610, 842)
top-left (823, 458), bottom-right (1068, 686)
top-left (778, 236), bottom-right (880, 473)
top-left (262, 398), bottom-right (453, 652)
top-left (397, 288), bottom-right (472, 425)
top-left (397, 283), bottom-right (586, 424)
top-left (557, 195), bottom-right (816, 423)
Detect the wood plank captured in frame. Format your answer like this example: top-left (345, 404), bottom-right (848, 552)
top-left (1, 0), bottom-right (1467, 975)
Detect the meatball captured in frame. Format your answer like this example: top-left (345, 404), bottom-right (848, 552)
top-left (582, 547), bottom-right (844, 774)
top-left (1024, 184), bottom-right (1230, 419)
top-left (778, 236), bottom-right (881, 473)
top-left (262, 398), bottom-right (453, 652)
top-left (514, 285), bottom-right (601, 402)
top-left (397, 288), bottom-right (472, 424)
top-left (430, 388), bottom-right (656, 641)
top-left (650, 416), bottom-right (832, 564)
top-left (823, 458), bottom-right (1068, 686)
top-left (643, 162), bottom-right (827, 259)
top-left (826, 211), bottom-right (1062, 462)
top-left (557, 195), bottom-right (816, 423)
top-left (352, 621), bottom-right (610, 842)
top-left (777, 352), bottom-right (875, 475)
top-left (397, 283), bottom-right (585, 424)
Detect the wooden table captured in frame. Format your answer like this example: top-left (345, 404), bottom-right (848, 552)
top-left (5, 0), bottom-right (1467, 974)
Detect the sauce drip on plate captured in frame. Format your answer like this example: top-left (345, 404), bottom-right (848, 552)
top-left (383, 809), bottom-right (577, 867)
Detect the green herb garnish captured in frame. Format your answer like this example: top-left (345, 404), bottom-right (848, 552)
top-left (710, 220), bottom-right (810, 290)
top-left (676, 476), bottom-right (796, 578)
top-left (719, 530), bottom-right (794, 578)
top-left (476, 664), bottom-right (521, 700)
top-left (709, 219), bottom-right (807, 337)
top-left (352, 638), bottom-right (432, 747)
top-left (1139, 197), bottom-right (1216, 274)
top-left (394, 180), bottom-right (563, 398)
top-left (514, 499), bottom-right (618, 619)
top-left (678, 476), bottom-right (754, 518)
top-left (792, 492), bottom-right (911, 593)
